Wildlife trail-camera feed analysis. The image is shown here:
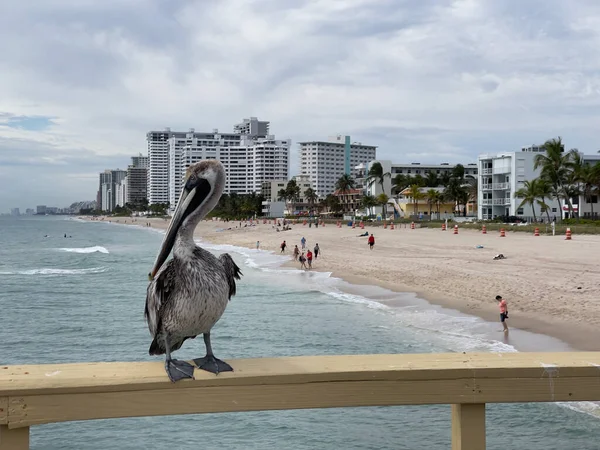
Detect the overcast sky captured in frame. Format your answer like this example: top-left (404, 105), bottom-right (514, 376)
top-left (2, 0), bottom-right (600, 210)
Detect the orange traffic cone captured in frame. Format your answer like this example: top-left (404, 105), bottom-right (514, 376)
top-left (442, 223), bottom-right (446, 231)
top-left (500, 228), bottom-right (506, 237)
top-left (411, 222), bottom-right (415, 230)
top-left (534, 227), bottom-right (540, 237)
top-left (482, 224), bottom-right (487, 234)
top-left (453, 225), bottom-right (458, 234)
top-left (565, 228), bottom-right (572, 240)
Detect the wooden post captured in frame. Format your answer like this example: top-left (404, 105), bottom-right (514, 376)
top-left (451, 404), bottom-right (485, 450)
top-left (0, 425), bottom-right (29, 450)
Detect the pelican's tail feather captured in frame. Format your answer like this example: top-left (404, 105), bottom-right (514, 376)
top-left (149, 335), bottom-right (190, 356)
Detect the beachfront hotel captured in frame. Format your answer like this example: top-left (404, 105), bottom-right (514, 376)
top-left (357, 161), bottom-right (478, 197)
top-left (477, 146), bottom-right (600, 220)
top-left (299, 136), bottom-right (377, 197)
top-left (147, 118), bottom-right (290, 207)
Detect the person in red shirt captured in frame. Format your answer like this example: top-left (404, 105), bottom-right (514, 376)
top-left (306, 250), bottom-right (313, 269)
top-left (496, 295), bottom-right (509, 333)
top-left (368, 233), bottom-right (375, 250)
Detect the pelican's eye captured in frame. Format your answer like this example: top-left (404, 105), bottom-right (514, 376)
top-left (185, 175), bottom-right (198, 191)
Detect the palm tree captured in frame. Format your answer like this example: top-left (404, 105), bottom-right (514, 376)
top-left (425, 171), bottom-right (439, 187)
top-left (335, 174), bottom-right (355, 193)
top-left (285, 179), bottom-right (301, 215)
top-left (366, 162), bottom-right (391, 193)
top-left (303, 187), bottom-right (318, 215)
top-left (514, 179), bottom-right (546, 222)
top-left (443, 178), bottom-right (465, 216)
top-left (277, 188), bottom-right (287, 202)
top-left (392, 173), bottom-right (410, 195)
top-left (407, 184), bottom-right (425, 216)
top-left (366, 162), bottom-right (391, 218)
top-left (361, 194), bottom-right (378, 217)
top-left (376, 193), bottom-right (390, 219)
top-left (426, 189), bottom-right (438, 219)
top-left (572, 155), bottom-right (600, 219)
top-left (534, 137), bottom-right (577, 217)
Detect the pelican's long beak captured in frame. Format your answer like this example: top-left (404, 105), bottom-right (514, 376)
top-left (149, 177), bottom-right (211, 279)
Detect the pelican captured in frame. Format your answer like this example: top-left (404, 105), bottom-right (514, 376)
top-left (145, 160), bottom-right (242, 382)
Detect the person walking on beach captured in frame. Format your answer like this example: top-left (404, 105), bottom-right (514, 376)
top-left (280, 240), bottom-right (287, 253)
top-left (301, 236), bottom-right (306, 250)
top-left (293, 245), bottom-right (300, 261)
top-left (256, 241), bottom-right (260, 250)
top-left (368, 233), bottom-right (375, 250)
top-left (313, 243), bottom-right (320, 259)
top-left (496, 295), bottom-right (509, 333)
top-left (306, 250), bottom-right (313, 269)
top-left (299, 252), bottom-right (307, 269)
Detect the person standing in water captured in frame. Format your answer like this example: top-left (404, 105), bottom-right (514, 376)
top-left (293, 245), bottom-right (300, 261)
top-left (256, 241), bottom-right (260, 250)
top-left (496, 295), bottom-right (509, 333)
top-left (314, 243), bottom-right (320, 259)
top-left (280, 240), bottom-right (287, 253)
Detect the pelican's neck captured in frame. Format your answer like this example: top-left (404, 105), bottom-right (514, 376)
top-left (173, 220), bottom-right (198, 257)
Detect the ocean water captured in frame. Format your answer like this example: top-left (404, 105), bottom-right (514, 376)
top-left (1, 215), bottom-right (599, 450)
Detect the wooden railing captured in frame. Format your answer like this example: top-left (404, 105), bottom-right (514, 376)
top-left (2, 352), bottom-right (600, 450)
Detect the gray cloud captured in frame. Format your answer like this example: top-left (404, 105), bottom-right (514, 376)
top-left (2, 0), bottom-right (600, 210)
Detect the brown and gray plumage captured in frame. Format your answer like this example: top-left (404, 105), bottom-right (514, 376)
top-left (145, 160), bottom-right (242, 382)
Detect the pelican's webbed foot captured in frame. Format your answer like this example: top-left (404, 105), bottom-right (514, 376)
top-left (165, 358), bottom-right (195, 382)
top-left (193, 355), bottom-right (233, 375)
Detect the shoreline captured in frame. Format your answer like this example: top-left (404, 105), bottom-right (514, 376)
top-left (85, 216), bottom-right (600, 352)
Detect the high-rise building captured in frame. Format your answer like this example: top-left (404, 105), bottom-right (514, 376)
top-left (36, 205), bottom-right (47, 215)
top-left (98, 169), bottom-right (127, 212)
top-left (126, 154), bottom-right (149, 205)
top-left (299, 135), bottom-right (377, 196)
top-left (10, 208), bottom-right (20, 216)
top-left (147, 118), bottom-right (290, 209)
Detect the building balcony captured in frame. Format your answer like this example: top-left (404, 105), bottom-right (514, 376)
top-left (493, 198), bottom-right (511, 205)
top-left (493, 183), bottom-right (509, 190)
top-left (481, 184), bottom-right (492, 190)
top-left (481, 168), bottom-right (493, 175)
top-left (481, 199), bottom-right (492, 205)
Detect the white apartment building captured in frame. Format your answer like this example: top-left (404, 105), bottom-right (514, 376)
top-left (299, 135), bottom-right (377, 196)
top-left (147, 128), bottom-right (182, 204)
top-left (477, 146), bottom-right (600, 220)
top-left (98, 169), bottom-right (127, 212)
top-left (357, 160), bottom-right (477, 197)
top-left (160, 118), bottom-right (290, 209)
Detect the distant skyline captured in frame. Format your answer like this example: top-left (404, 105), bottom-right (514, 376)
top-left (2, 1), bottom-right (600, 210)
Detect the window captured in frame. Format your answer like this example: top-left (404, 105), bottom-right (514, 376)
top-left (517, 208), bottom-right (524, 215)
top-left (551, 208), bottom-right (557, 213)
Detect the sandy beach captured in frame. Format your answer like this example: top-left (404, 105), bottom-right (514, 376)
top-left (100, 217), bottom-right (600, 351)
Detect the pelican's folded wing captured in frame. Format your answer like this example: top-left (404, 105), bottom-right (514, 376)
top-left (145, 262), bottom-right (176, 336)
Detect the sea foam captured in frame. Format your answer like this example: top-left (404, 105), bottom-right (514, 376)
top-left (58, 246), bottom-right (110, 254)
top-left (0, 267), bottom-right (107, 276)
